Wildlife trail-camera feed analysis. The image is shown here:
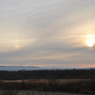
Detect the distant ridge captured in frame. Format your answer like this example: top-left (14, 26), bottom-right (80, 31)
top-left (0, 66), bottom-right (41, 71)
top-left (0, 66), bottom-right (94, 71)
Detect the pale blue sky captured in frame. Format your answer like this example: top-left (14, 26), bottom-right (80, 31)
top-left (0, 0), bottom-right (95, 68)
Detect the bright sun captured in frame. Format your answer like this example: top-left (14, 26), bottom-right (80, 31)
top-left (85, 34), bottom-right (95, 47)
top-left (86, 39), bottom-right (94, 47)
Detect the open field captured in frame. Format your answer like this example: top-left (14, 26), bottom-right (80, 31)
top-left (0, 90), bottom-right (91, 95)
top-left (0, 79), bottom-right (90, 84)
top-left (0, 79), bottom-right (95, 94)
top-left (0, 70), bottom-right (95, 94)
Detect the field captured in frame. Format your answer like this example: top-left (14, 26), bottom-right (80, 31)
top-left (0, 69), bottom-right (95, 94)
top-left (1, 79), bottom-right (90, 84)
top-left (0, 90), bottom-right (90, 95)
top-left (0, 79), bottom-right (95, 94)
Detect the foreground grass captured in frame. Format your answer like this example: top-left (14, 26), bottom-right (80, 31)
top-left (0, 90), bottom-right (91, 95)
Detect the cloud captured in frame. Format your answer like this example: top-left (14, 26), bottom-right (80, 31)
top-left (0, 0), bottom-right (95, 68)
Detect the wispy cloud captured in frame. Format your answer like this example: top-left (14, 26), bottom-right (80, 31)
top-left (0, 0), bottom-right (95, 68)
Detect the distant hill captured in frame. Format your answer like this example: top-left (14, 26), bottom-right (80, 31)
top-left (0, 66), bottom-right (42, 71)
top-left (0, 66), bottom-right (94, 71)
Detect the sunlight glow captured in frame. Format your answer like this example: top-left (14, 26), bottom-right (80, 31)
top-left (86, 39), bottom-right (94, 47)
top-left (85, 34), bottom-right (95, 48)
top-left (15, 43), bottom-right (21, 49)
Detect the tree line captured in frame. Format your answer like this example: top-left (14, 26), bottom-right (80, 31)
top-left (0, 69), bottom-right (95, 80)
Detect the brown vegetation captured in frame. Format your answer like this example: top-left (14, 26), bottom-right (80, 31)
top-left (0, 79), bottom-right (95, 94)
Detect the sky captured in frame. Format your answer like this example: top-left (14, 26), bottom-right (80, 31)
top-left (0, 0), bottom-right (95, 68)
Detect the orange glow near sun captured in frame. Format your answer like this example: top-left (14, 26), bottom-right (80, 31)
top-left (15, 43), bottom-right (21, 49)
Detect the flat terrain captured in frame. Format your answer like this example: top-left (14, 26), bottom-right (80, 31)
top-left (18, 91), bottom-right (90, 95)
top-left (0, 79), bottom-right (90, 84)
top-left (0, 79), bottom-right (94, 94)
top-left (0, 91), bottom-right (90, 95)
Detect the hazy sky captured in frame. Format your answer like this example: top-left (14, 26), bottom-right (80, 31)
top-left (0, 0), bottom-right (95, 68)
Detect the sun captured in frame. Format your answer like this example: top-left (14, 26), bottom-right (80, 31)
top-left (86, 39), bottom-right (94, 47)
top-left (85, 34), bottom-right (95, 48)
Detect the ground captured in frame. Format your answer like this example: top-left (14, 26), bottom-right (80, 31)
top-left (0, 90), bottom-right (91, 95)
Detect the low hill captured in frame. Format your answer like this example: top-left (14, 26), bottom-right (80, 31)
top-left (0, 66), bottom-right (41, 71)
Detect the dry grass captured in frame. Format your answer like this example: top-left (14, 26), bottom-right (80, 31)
top-left (0, 79), bottom-right (90, 84)
top-left (0, 90), bottom-right (89, 95)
